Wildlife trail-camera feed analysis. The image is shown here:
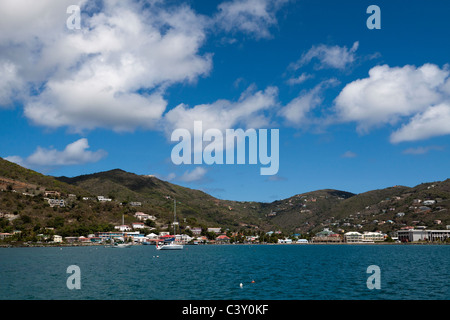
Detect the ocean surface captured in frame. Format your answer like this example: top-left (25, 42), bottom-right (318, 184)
top-left (0, 244), bottom-right (448, 300)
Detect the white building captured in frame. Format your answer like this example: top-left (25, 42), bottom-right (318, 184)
top-left (344, 232), bottom-right (364, 243)
top-left (397, 229), bottom-right (450, 242)
top-left (48, 199), bottom-right (65, 207)
top-left (134, 212), bottom-right (149, 221)
top-left (363, 231), bottom-right (386, 242)
top-left (114, 225), bottom-right (132, 232)
top-left (207, 228), bottom-right (221, 234)
top-left (98, 196), bottom-right (112, 202)
top-left (130, 202), bottom-right (142, 207)
top-left (175, 234), bottom-right (193, 242)
top-left (53, 235), bottom-right (63, 243)
top-left (345, 231), bottom-right (386, 243)
top-left (132, 222), bottom-right (145, 229)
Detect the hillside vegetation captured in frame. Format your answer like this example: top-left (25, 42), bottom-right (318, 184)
top-left (0, 157), bottom-right (449, 242)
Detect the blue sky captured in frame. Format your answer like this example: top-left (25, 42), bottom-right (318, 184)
top-left (1, 0), bottom-right (450, 202)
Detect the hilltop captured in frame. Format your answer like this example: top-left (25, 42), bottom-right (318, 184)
top-left (57, 168), bottom-right (268, 230)
top-left (0, 157), bottom-right (449, 242)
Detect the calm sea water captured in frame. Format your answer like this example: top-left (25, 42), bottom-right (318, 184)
top-left (0, 244), bottom-right (448, 300)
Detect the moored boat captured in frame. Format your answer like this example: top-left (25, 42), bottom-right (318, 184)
top-left (156, 241), bottom-right (183, 250)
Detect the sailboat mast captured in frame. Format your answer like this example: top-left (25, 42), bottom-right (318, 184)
top-left (174, 199), bottom-right (176, 235)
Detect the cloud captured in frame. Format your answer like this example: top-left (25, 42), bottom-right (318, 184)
top-left (341, 151), bottom-right (357, 158)
top-left (0, 0), bottom-right (212, 132)
top-left (286, 73), bottom-right (313, 86)
top-left (334, 63), bottom-right (450, 137)
top-left (402, 145), bottom-right (445, 155)
top-left (391, 103), bottom-right (450, 143)
top-left (154, 172), bottom-right (177, 181)
top-left (291, 41), bottom-right (359, 70)
top-left (5, 138), bottom-right (106, 168)
top-left (164, 85), bottom-right (279, 135)
top-left (278, 79), bottom-right (338, 126)
top-left (215, 0), bottom-right (289, 39)
top-left (178, 167), bottom-right (208, 182)
top-left (0, 60), bottom-right (25, 107)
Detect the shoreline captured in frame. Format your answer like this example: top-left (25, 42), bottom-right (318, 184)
top-left (1, 241), bottom-right (449, 248)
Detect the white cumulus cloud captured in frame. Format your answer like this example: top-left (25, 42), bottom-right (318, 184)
top-left (390, 103), bottom-right (450, 143)
top-left (334, 63), bottom-right (450, 139)
top-left (164, 85), bottom-right (279, 135)
top-left (5, 138), bottom-right (107, 168)
top-left (278, 79), bottom-right (338, 126)
top-left (215, 0), bottom-right (289, 39)
top-left (292, 41), bottom-right (359, 70)
top-left (178, 167), bottom-right (208, 182)
top-left (0, 0), bottom-right (212, 132)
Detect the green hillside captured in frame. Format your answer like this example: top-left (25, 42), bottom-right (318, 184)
top-left (0, 156), bottom-right (449, 243)
top-left (57, 169), bottom-right (271, 231)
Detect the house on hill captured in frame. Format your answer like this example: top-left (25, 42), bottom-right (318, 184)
top-left (132, 222), bottom-right (145, 229)
top-left (115, 225), bottom-right (132, 232)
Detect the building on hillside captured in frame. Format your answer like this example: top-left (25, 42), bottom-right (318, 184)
top-left (132, 222), bottom-right (145, 229)
top-left (53, 235), bottom-right (63, 243)
top-left (134, 212), bottom-right (150, 221)
top-left (190, 227), bottom-right (202, 236)
top-left (47, 199), bottom-right (65, 207)
top-left (130, 202), bottom-right (142, 207)
top-left (0, 233), bottom-right (12, 240)
top-left (98, 196), bottom-right (112, 202)
top-left (207, 228), bottom-right (221, 234)
top-left (45, 191), bottom-right (61, 197)
top-left (114, 225), bottom-right (132, 232)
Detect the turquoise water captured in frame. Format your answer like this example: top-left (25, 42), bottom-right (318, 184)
top-left (0, 245), bottom-right (448, 300)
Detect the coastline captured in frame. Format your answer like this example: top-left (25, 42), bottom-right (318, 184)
top-left (1, 241), bottom-right (448, 248)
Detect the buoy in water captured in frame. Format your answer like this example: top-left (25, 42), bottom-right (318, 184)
top-left (240, 283), bottom-right (243, 288)
top-left (251, 280), bottom-right (255, 283)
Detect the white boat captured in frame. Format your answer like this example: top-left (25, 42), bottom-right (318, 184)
top-left (114, 243), bottom-right (133, 248)
top-left (155, 199), bottom-right (184, 250)
top-left (156, 241), bottom-right (183, 250)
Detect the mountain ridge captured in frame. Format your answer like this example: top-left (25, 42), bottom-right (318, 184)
top-left (0, 157), bottom-right (449, 240)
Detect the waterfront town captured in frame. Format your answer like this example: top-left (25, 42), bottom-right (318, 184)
top-left (2, 202), bottom-right (450, 246)
top-left (1, 182), bottom-right (449, 246)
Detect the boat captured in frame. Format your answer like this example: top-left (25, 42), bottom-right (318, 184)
top-left (114, 243), bottom-right (133, 248)
top-left (156, 241), bottom-right (183, 250)
top-left (156, 199), bottom-right (183, 250)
